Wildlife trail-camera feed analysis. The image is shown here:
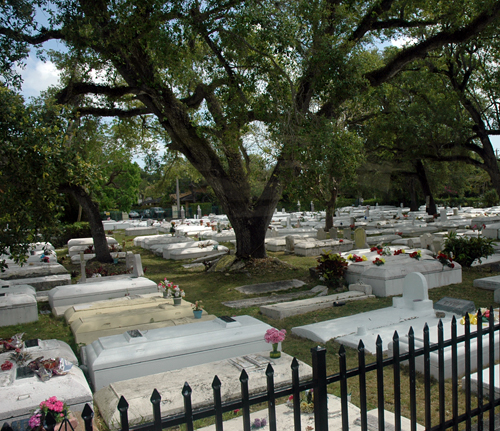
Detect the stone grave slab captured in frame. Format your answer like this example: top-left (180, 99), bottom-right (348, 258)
top-left (365, 234), bottom-right (402, 245)
top-left (48, 276), bottom-right (158, 316)
top-left (265, 237), bottom-right (287, 252)
top-left (260, 290), bottom-right (373, 319)
top-left (292, 274), bottom-right (442, 353)
top-left (162, 240), bottom-right (218, 259)
top-left (0, 293), bottom-right (38, 327)
top-left (463, 363), bottom-right (500, 398)
top-left (169, 245), bottom-right (229, 260)
top-left (0, 263), bottom-right (68, 280)
top-left (125, 226), bottom-right (158, 236)
top-left (390, 317), bottom-right (500, 379)
top-left (344, 256), bottom-right (462, 297)
top-left (81, 315), bottom-right (273, 391)
top-left (0, 338), bottom-right (78, 367)
top-left (434, 297), bottom-right (476, 316)
top-left (0, 366), bottom-right (92, 423)
top-left (0, 284), bottom-right (36, 296)
top-left (294, 239), bottom-right (354, 256)
top-left (71, 301), bottom-right (216, 345)
top-left (236, 279), bottom-right (305, 295)
top-left (222, 285), bottom-right (328, 308)
top-left (473, 275), bottom-right (500, 291)
top-left (197, 394), bottom-right (364, 431)
top-left (94, 351), bottom-right (312, 430)
top-left (2, 274), bottom-right (71, 291)
top-left (64, 294), bottom-right (167, 324)
top-left (67, 237), bottom-right (117, 248)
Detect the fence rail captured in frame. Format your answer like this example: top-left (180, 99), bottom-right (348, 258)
top-left (3, 310), bottom-right (499, 431)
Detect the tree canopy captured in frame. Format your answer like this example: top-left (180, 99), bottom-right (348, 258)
top-left (2, 0), bottom-right (500, 258)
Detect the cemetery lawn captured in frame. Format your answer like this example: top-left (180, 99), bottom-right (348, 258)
top-left (1, 230), bottom-right (498, 430)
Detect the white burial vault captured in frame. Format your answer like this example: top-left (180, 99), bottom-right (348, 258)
top-left (48, 276), bottom-right (158, 316)
top-left (81, 315), bottom-right (273, 391)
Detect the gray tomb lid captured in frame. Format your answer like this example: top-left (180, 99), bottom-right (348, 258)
top-left (434, 297), bottom-right (475, 316)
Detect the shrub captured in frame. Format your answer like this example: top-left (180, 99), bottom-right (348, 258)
top-left (443, 232), bottom-right (496, 267)
top-left (482, 189), bottom-right (499, 207)
top-left (51, 222), bottom-right (92, 248)
top-left (316, 251), bottom-right (348, 288)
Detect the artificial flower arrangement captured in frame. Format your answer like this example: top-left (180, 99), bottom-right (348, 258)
top-left (192, 300), bottom-right (203, 311)
top-left (347, 254), bottom-right (367, 263)
top-left (409, 250), bottom-right (422, 260)
top-left (251, 418), bottom-right (267, 429)
top-left (157, 279), bottom-right (185, 298)
top-left (435, 252), bottom-right (455, 269)
top-left (370, 245), bottom-right (391, 256)
top-left (29, 396), bottom-right (69, 430)
top-left (286, 389), bottom-right (315, 413)
top-left (264, 328), bottom-right (286, 345)
top-left (372, 257), bottom-right (385, 266)
top-left (393, 249), bottom-right (405, 256)
top-left (459, 308), bottom-right (498, 326)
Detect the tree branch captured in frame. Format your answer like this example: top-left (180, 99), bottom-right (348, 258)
top-left (0, 27), bottom-right (64, 44)
top-left (56, 82), bottom-right (144, 105)
top-left (365, 3), bottom-right (500, 86)
top-left (77, 107), bottom-right (152, 117)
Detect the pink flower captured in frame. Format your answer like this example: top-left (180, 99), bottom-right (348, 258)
top-left (264, 328), bottom-right (286, 344)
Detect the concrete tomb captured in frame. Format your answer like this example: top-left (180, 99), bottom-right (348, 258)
top-left (0, 293), bottom-right (38, 327)
top-left (48, 276), bottom-right (158, 316)
top-left (67, 237), bottom-right (117, 249)
top-left (473, 275), bottom-right (500, 291)
top-left (94, 352), bottom-right (313, 430)
top-left (294, 239), bottom-right (354, 257)
top-left (162, 240), bottom-right (219, 259)
top-left (168, 245), bottom-right (229, 260)
top-left (81, 315), bottom-right (273, 391)
top-left (463, 363), bottom-right (500, 398)
top-left (0, 339), bottom-right (91, 424)
top-left (292, 272), bottom-right (440, 353)
top-left (0, 274), bottom-right (71, 291)
top-left (344, 255), bottom-right (462, 297)
top-left (0, 262), bottom-right (68, 281)
top-left (0, 284), bottom-right (36, 297)
top-left (70, 300), bottom-right (216, 345)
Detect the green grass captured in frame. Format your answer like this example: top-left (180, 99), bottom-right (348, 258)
top-left (1, 230), bottom-right (499, 430)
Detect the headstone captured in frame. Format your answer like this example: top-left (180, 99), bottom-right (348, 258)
top-left (317, 229), bottom-right (327, 240)
top-left (197, 205), bottom-right (202, 218)
top-left (343, 228), bottom-right (352, 240)
top-left (310, 201), bottom-right (314, 212)
top-left (281, 208), bottom-right (285, 213)
top-left (286, 216), bottom-right (291, 229)
top-left (397, 208), bottom-right (403, 218)
top-left (365, 207), bottom-right (369, 218)
top-left (181, 206), bottom-right (185, 219)
top-left (132, 254), bottom-right (144, 277)
top-left (392, 272), bottom-right (433, 311)
top-left (407, 239), bottom-right (415, 249)
top-left (434, 297), bottom-right (475, 316)
top-left (126, 251), bottom-right (134, 271)
top-left (420, 233), bottom-right (434, 250)
top-left (440, 208), bottom-right (448, 221)
top-left (354, 228), bottom-right (368, 249)
top-left (400, 203), bottom-right (403, 208)
top-left (285, 235), bottom-right (295, 254)
top-left (297, 200), bottom-right (301, 212)
top-left (329, 227), bottom-right (338, 239)
top-left (79, 252), bottom-right (86, 283)
top-left (350, 217), bottom-right (356, 226)
top-left (453, 208), bottom-right (458, 216)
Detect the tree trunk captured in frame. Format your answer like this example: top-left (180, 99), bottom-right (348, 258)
top-left (414, 160), bottom-right (437, 215)
top-left (60, 185), bottom-right (114, 263)
top-left (409, 178), bottom-right (418, 212)
top-left (324, 187), bottom-right (338, 231)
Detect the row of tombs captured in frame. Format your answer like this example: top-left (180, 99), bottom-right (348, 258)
top-left (0, 237), bottom-right (500, 430)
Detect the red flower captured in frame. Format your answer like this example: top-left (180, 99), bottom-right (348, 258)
top-left (1, 361), bottom-right (13, 371)
top-left (339, 239), bottom-right (343, 243)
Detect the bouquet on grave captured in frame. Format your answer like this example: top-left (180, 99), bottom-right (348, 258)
top-left (29, 396), bottom-right (70, 430)
top-left (28, 357), bottom-right (73, 381)
top-left (435, 252), bottom-right (455, 269)
top-left (409, 250), bottom-right (422, 260)
top-left (372, 257), bottom-right (385, 266)
top-left (347, 254), bottom-right (367, 263)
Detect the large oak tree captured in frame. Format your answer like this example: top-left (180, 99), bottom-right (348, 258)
top-left (2, 0), bottom-right (500, 258)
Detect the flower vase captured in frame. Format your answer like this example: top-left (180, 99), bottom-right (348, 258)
top-left (269, 343), bottom-right (281, 359)
top-left (162, 291), bottom-right (168, 298)
top-left (193, 310), bottom-right (203, 319)
top-left (173, 297), bottom-right (182, 306)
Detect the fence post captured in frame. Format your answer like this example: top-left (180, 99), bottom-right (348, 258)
top-left (212, 376), bottom-right (224, 431)
top-left (240, 369), bottom-right (251, 431)
top-left (477, 310), bottom-right (484, 431)
top-left (451, 317), bottom-right (458, 431)
top-left (311, 345), bottom-right (328, 431)
top-left (392, 331), bottom-right (401, 431)
top-left (291, 357), bottom-right (302, 431)
top-left (358, 340), bottom-right (367, 431)
top-left (376, 335), bottom-right (385, 431)
top-left (82, 403), bottom-right (94, 431)
top-left (117, 396), bottom-right (129, 431)
top-left (489, 307), bottom-right (495, 431)
top-left (266, 363), bottom-right (277, 431)
top-left (339, 345), bottom-right (349, 431)
top-left (182, 382), bottom-right (194, 431)
top-left (150, 389), bottom-right (162, 431)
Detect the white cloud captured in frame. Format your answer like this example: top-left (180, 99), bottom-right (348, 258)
top-left (16, 55), bottom-right (61, 99)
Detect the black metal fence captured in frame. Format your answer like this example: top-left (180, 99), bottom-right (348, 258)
top-left (3, 310), bottom-right (500, 431)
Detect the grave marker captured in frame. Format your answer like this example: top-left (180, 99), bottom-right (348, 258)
top-left (132, 254), bottom-right (144, 277)
top-left (317, 229), bottom-right (327, 240)
top-left (354, 227), bottom-right (368, 249)
top-left (329, 227), bottom-right (338, 239)
top-left (434, 297), bottom-right (475, 316)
